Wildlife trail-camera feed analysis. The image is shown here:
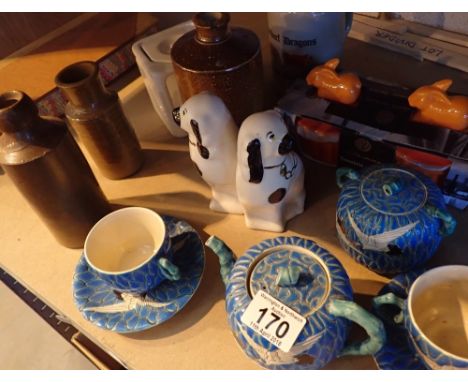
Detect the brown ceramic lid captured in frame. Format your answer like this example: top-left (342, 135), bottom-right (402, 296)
top-left (171, 12), bottom-right (261, 73)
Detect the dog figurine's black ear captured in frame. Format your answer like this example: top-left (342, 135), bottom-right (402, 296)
top-left (191, 119), bottom-right (210, 159)
top-left (172, 107), bottom-right (181, 126)
top-left (247, 138), bottom-right (263, 184)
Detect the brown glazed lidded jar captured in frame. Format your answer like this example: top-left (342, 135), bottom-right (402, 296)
top-left (0, 91), bottom-right (111, 248)
top-left (55, 61), bottom-right (143, 180)
top-left (171, 12), bottom-right (264, 126)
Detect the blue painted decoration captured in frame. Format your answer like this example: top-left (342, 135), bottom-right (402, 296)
top-left (373, 269), bottom-right (468, 370)
top-left (372, 269), bottom-right (427, 370)
top-left (207, 235), bottom-right (385, 370)
top-left (336, 165), bottom-right (456, 274)
top-left (91, 234), bottom-right (175, 294)
top-left (72, 216), bottom-right (205, 333)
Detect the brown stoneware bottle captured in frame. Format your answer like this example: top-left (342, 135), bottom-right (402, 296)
top-left (0, 90), bottom-right (111, 248)
top-left (171, 12), bottom-right (264, 126)
top-left (55, 61), bottom-right (143, 180)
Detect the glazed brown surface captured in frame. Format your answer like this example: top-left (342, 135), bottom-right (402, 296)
top-left (171, 13), bottom-right (264, 126)
top-left (0, 91), bottom-right (110, 248)
top-left (56, 61), bottom-right (143, 180)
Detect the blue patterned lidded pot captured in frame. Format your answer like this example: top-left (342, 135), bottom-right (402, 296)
top-left (336, 165), bottom-right (456, 274)
top-left (206, 236), bottom-right (386, 370)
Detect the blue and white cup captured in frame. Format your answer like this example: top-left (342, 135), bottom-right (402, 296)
top-left (267, 12), bottom-right (353, 77)
top-left (373, 265), bottom-right (468, 369)
top-left (84, 207), bottom-right (180, 294)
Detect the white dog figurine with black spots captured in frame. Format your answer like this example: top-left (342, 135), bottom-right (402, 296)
top-left (236, 110), bottom-right (305, 232)
top-left (173, 92), bottom-right (243, 214)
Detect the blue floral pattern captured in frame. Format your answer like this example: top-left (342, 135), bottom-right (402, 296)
top-left (336, 165), bottom-right (448, 274)
top-left (72, 216), bottom-right (205, 333)
top-left (226, 236), bottom-right (354, 370)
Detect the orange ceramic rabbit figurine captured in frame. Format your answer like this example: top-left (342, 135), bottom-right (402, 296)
top-left (306, 58), bottom-right (361, 105)
top-left (408, 79), bottom-right (468, 132)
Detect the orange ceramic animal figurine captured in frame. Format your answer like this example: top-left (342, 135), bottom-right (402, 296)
top-left (306, 58), bottom-right (361, 105)
top-left (408, 79), bottom-right (468, 132)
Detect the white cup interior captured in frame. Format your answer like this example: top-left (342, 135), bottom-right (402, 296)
top-left (84, 207), bottom-right (165, 274)
top-left (409, 265), bottom-right (468, 360)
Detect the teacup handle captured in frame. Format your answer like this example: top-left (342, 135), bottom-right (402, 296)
top-left (372, 292), bottom-right (406, 324)
top-left (336, 167), bottom-right (360, 189)
top-left (326, 299), bottom-right (386, 356)
top-left (158, 257), bottom-right (181, 281)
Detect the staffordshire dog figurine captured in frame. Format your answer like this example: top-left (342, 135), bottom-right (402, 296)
top-left (236, 110), bottom-right (305, 232)
top-left (173, 92), bottom-right (242, 214)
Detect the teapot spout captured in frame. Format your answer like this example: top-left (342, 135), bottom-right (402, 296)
top-left (205, 236), bottom-right (235, 288)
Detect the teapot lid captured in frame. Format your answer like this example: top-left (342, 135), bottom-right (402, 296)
top-left (360, 167), bottom-right (428, 215)
top-left (244, 237), bottom-right (350, 318)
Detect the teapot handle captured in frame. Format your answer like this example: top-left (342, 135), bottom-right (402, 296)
top-left (336, 167), bottom-right (360, 189)
top-left (327, 299), bottom-right (386, 356)
top-left (425, 204), bottom-right (456, 237)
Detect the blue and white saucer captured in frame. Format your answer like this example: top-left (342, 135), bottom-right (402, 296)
top-left (372, 269), bottom-right (426, 370)
top-left (72, 215), bottom-right (205, 333)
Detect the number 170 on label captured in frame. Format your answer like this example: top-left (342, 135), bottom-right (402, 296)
top-left (241, 291), bottom-right (306, 352)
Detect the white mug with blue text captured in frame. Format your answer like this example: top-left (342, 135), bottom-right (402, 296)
top-left (267, 12), bottom-right (353, 78)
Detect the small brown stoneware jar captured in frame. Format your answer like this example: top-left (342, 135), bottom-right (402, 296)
top-left (171, 12), bottom-right (264, 126)
top-left (55, 61), bottom-right (143, 180)
top-left (0, 90), bottom-right (111, 248)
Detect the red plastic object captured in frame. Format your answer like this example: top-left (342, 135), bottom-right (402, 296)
top-left (396, 146), bottom-right (452, 187)
top-left (296, 117), bottom-right (341, 166)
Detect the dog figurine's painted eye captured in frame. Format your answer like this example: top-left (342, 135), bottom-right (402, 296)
top-left (266, 131), bottom-right (275, 141)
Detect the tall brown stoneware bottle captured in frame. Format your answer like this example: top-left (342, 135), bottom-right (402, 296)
top-left (171, 12), bottom-right (264, 126)
top-left (0, 90), bottom-right (111, 248)
top-left (55, 61), bottom-right (143, 180)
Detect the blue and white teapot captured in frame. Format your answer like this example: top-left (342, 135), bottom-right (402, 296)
top-left (206, 235), bottom-right (385, 370)
top-left (336, 165), bottom-right (456, 274)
